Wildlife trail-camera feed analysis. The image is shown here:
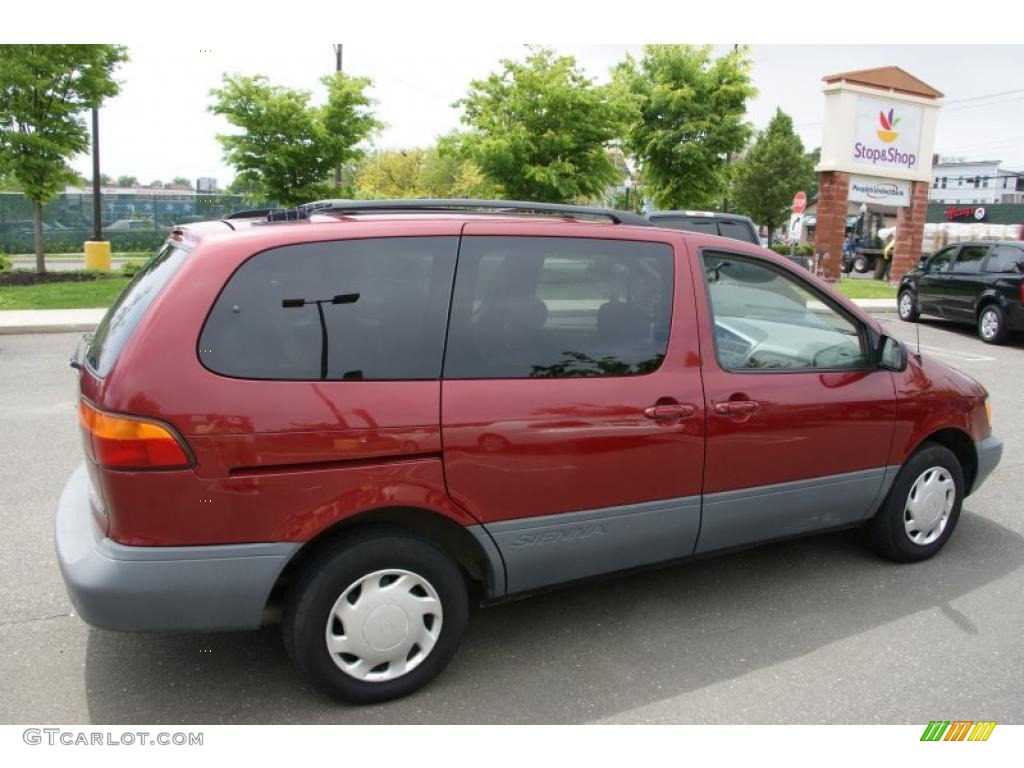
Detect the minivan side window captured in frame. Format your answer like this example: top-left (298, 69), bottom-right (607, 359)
top-left (444, 237), bottom-right (674, 379)
top-left (984, 245), bottom-right (1024, 273)
top-left (927, 247), bottom-right (956, 272)
top-left (702, 251), bottom-right (867, 371)
top-left (951, 245), bottom-right (988, 273)
top-left (199, 237), bottom-right (457, 380)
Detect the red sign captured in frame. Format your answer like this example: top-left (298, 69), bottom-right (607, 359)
top-left (792, 191), bottom-right (807, 214)
top-left (945, 205), bottom-right (985, 221)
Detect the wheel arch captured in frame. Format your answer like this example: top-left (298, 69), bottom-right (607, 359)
top-left (267, 507), bottom-right (505, 617)
top-left (975, 291), bottom-right (1004, 316)
top-left (917, 428), bottom-right (978, 496)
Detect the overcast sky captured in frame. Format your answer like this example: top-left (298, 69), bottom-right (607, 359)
top-left (73, 44), bottom-right (1024, 186)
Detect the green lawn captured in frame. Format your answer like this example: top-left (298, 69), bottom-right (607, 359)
top-left (0, 278), bottom-right (130, 310)
top-left (833, 279), bottom-right (897, 300)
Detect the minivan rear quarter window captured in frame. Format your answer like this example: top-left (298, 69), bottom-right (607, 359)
top-left (199, 237), bottom-right (457, 380)
top-left (86, 241), bottom-right (190, 377)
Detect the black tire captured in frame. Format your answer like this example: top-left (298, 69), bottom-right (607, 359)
top-left (898, 289), bottom-right (919, 322)
top-left (841, 261), bottom-right (853, 274)
top-left (863, 442), bottom-right (964, 563)
top-left (853, 255), bottom-right (869, 273)
top-left (284, 528), bottom-right (469, 704)
top-left (977, 303), bottom-right (1008, 344)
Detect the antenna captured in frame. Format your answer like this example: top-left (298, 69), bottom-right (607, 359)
top-left (915, 310), bottom-right (922, 361)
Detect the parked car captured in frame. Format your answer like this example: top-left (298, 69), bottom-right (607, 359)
top-left (897, 240), bottom-right (1024, 344)
top-left (646, 210), bottom-right (759, 245)
top-left (105, 218), bottom-right (156, 231)
top-left (58, 199), bottom-right (1002, 704)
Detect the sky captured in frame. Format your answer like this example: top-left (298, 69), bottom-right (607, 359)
top-left (72, 43), bottom-right (1024, 186)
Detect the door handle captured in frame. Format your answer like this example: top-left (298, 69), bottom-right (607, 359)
top-left (644, 403), bottom-right (696, 420)
top-left (713, 400), bottom-right (759, 416)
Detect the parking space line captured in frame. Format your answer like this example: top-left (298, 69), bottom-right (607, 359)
top-left (915, 344), bottom-right (996, 363)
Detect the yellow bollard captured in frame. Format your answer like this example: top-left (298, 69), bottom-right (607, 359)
top-left (83, 240), bottom-right (112, 271)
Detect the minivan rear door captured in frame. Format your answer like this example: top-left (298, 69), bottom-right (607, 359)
top-left (441, 224), bottom-right (705, 594)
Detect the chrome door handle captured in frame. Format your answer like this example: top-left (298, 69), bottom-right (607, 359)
top-left (713, 400), bottom-right (759, 416)
top-left (644, 403), bottom-right (696, 420)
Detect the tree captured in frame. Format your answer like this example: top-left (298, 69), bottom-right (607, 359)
top-left (453, 47), bottom-right (629, 203)
top-left (614, 45), bottom-right (756, 210)
top-left (805, 147), bottom-right (821, 201)
top-left (210, 72), bottom-right (380, 206)
top-left (149, 179), bottom-right (163, 189)
top-left (171, 176), bottom-right (191, 187)
top-left (354, 148), bottom-right (427, 199)
top-left (116, 175), bottom-right (138, 187)
top-left (729, 109), bottom-right (815, 239)
top-left (0, 44), bottom-right (128, 271)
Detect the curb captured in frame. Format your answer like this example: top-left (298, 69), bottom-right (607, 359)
top-left (0, 322), bottom-right (100, 335)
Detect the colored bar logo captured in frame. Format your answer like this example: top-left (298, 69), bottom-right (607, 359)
top-left (921, 721), bottom-right (997, 741)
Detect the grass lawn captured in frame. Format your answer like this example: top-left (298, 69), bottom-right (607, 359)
top-left (0, 278), bottom-right (130, 310)
top-left (833, 279), bottom-right (897, 300)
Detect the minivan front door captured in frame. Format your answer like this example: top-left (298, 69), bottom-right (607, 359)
top-left (693, 248), bottom-right (898, 554)
top-left (441, 227), bottom-right (705, 594)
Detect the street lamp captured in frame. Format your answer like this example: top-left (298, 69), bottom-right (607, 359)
top-left (84, 105), bottom-right (111, 271)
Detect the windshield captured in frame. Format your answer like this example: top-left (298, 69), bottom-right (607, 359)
top-left (85, 241), bottom-right (190, 376)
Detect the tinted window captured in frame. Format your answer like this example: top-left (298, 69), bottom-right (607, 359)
top-left (703, 251), bottom-right (867, 371)
top-left (984, 245), bottom-right (1024, 273)
top-left (927, 247), bottom-right (955, 272)
top-left (717, 219), bottom-right (758, 244)
top-left (951, 245), bottom-right (988, 273)
top-left (200, 237), bottom-right (457, 380)
top-left (86, 241), bottom-right (189, 376)
top-left (444, 237), bottom-right (673, 379)
top-left (651, 216), bottom-right (718, 236)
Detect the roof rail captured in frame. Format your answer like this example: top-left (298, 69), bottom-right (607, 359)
top-left (263, 199), bottom-right (652, 226)
top-left (224, 207), bottom-right (278, 220)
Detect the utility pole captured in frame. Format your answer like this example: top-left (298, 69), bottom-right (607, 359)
top-left (334, 44), bottom-right (343, 191)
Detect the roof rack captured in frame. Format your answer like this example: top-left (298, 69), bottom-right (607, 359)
top-left (263, 199), bottom-right (652, 226)
top-left (224, 207), bottom-right (279, 220)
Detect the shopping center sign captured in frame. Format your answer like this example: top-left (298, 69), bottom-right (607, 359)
top-left (851, 96), bottom-right (923, 172)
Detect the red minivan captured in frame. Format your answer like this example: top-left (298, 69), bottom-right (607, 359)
top-left (57, 200), bottom-right (1003, 703)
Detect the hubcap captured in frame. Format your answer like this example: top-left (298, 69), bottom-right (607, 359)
top-left (981, 310), bottom-right (999, 340)
top-left (324, 569), bottom-right (443, 682)
top-left (899, 293), bottom-right (913, 318)
top-left (904, 466), bottom-right (955, 546)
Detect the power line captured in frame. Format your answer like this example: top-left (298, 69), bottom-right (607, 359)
top-left (944, 88), bottom-right (1024, 105)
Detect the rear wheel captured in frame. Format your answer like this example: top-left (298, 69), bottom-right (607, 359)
top-left (284, 528), bottom-right (468, 704)
top-left (898, 290), bottom-right (919, 322)
top-left (853, 255), bottom-right (869, 273)
top-left (978, 304), bottom-right (1008, 344)
top-left (864, 442), bottom-right (963, 563)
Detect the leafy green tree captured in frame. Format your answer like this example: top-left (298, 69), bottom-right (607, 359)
top-left (805, 147), bottom-right (821, 201)
top-left (171, 176), bottom-right (191, 187)
top-left (210, 72), bottom-right (380, 207)
top-left (355, 148), bottom-right (427, 199)
top-left (116, 175), bottom-right (138, 187)
top-left (453, 47), bottom-right (629, 203)
top-left (730, 109), bottom-right (815, 239)
top-left (0, 44), bottom-right (128, 271)
top-left (615, 45), bottom-right (756, 210)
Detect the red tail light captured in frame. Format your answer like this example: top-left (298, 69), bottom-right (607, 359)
top-left (79, 400), bottom-right (191, 469)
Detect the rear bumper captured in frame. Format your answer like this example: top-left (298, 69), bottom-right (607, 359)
top-left (971, 435), bottom-right (1003, 495)
top-left (55, 463), bottom-right (300, 632)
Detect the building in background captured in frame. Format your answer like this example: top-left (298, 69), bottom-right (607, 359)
top-left (929, 158), bottom-right (1024, 205)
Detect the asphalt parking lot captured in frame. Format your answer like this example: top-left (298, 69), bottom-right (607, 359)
top-left (1, 318), bottom-right (1021, 724)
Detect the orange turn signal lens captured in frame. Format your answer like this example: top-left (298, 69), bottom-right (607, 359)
top-left (79, 400), bottom-right (191, 469)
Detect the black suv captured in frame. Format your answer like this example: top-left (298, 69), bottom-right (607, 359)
top-left (646, 211), bottom-right (759, 245)
top-left (898, 240), bottom-right (1024, 344)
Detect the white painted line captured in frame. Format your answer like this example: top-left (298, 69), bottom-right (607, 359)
top-left (916, 344), bottom-right (996, 363)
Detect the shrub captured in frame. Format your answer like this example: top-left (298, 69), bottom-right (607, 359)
top-left (771, 243), bottom-right (814, 257)
top-left (0, 253), bottom-right (11, 271)
top-left (120, 260), bottom-right (145, 278)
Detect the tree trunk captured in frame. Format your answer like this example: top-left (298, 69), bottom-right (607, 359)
top-left (32, 199), bottom-right (46, 273)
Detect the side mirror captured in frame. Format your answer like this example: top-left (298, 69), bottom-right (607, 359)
top-left (877, 334), bottom-right (908, 372)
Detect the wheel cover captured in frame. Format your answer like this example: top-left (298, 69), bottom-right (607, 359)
top-left (981, 309), bottom-right (999, 340)
top-left (324, 569), bottom-right (443, 682)
top-left (899, 293), bottom-right (914, 318)
top-left (904, 466), bottom-right (955, 546)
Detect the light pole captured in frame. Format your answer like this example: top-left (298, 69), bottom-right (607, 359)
top-left (84, 105), bottom-right (111, 271)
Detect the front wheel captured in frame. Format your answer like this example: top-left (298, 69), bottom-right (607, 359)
top-left (853, 255), bottom-right (869, 273)
top-left (863, 442), bottom-right (963, 563)
top-left (978, 304), bottom-right (1008, 344)
top-left (898, 290), bottom-right (919, 322)
top-left (284, 528), bottom-right (469, 704)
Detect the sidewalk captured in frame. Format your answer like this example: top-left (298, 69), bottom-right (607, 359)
top-left (0, 299), bottom-right (898, 335)
top-left (0, 308), bottom-right (107, 335)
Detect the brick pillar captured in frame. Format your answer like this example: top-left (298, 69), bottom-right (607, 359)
top-left (814, 171), bottom-right (849, 281)
top-left (892, 180), bottom-right (929, 283)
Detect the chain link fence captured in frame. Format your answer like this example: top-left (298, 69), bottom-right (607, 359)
top-left (0, 191), bottom-right (271, 254)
